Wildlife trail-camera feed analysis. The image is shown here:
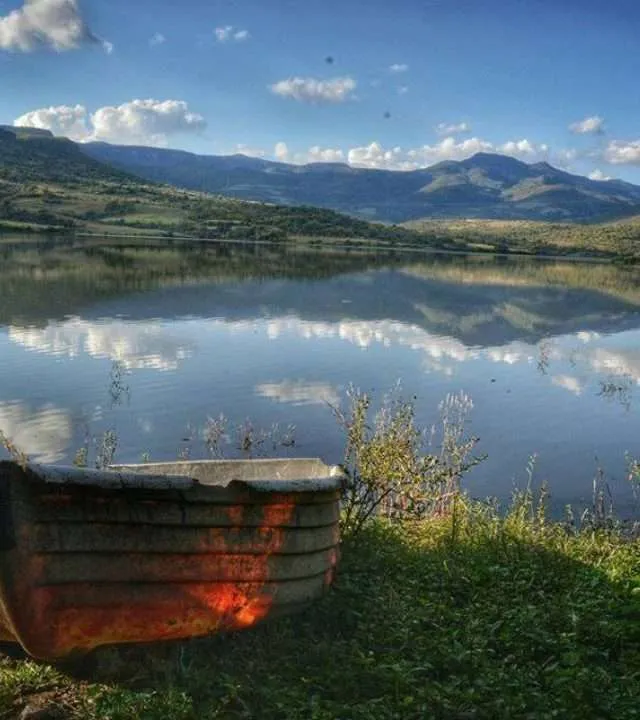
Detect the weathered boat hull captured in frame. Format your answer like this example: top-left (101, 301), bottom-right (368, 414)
top-left (0, 459), bottom-right (343, 661)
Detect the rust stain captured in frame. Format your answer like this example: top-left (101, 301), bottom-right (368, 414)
top-left (1, 493), bottom-right (344, 659)
top-left (0, 465), bottom-right (341, 661)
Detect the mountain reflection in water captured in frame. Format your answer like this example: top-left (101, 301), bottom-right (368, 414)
top-left (1, 237), bottom-right (639, 517)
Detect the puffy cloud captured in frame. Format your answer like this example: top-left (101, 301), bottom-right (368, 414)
top-left (14, 103), bottom-right (89, 141)
top-left (270, 76), bottom-right (356, 103)
top-left (215, 25), bottom-right (249, 42)
top-left (348, 141), bottom-right (409, 170)
top-left (0, 0), bottom-right (104, 52)
top-left (102, 39), bottom-right (113, 54)
top-left (569, 115), bottom-right (605, 135)
top-left (345, 137), bottom-right (550, 171)
top-left (255, 380), bottom-right (341, 407)
top-left (499, 138), bottom-right (549, 158)
top-left (274, 141), bottom-right (289, 161)
top-left (304, 145), bottom-right (344, 163)
top-left (272, 142), bottom-right (344, 164)
top-left (0, 401), bottom-right (71, 463)
top-left (389, 63), bottom-right (408, 73)
top-left (436, 121), bottom-right (471, 136)
top-left (149, 32), bottom-right (165, 46)
top-left (269, 134), bottom-right (553, 171)
top-left (588, 169), bottom-right (612, 181)
top-left (90, 99), bottom-right (206, 145)
top-left (603, 140), bottom-right (640, 166)
top-left (15, 98), bottom-right (206, 146)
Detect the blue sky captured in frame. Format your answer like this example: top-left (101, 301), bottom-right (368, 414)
top-left (2, 0), bottom-right (640, 181)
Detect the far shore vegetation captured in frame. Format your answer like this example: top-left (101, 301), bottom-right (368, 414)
top-left (1, 386), bottom-right (638, 719)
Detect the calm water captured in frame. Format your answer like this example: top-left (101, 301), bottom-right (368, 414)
top-left (1, 236), bottom-right (639, 516)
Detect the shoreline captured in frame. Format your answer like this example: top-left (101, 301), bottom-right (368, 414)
top-left (0, 227), bottom-right (630, 265)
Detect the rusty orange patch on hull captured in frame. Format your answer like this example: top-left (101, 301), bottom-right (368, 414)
top-left (0, 459), bottom-right (343, 661)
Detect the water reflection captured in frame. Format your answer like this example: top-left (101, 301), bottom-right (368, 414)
top-left (9, 319), bottom-right (195, 371)
top-left (0, 401), bottom-right (72, 463)
top-left (0, 238), bottom-right (639, 513)
top-left (255, 381), bottom-right (341, 407)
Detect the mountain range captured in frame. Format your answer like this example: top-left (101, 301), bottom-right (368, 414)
top-left (82, 142), bottom-right (640, 223)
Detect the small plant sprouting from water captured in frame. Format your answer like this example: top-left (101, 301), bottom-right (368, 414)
top-left (203, 415), bottom-right (297, 459)
top-left (108, 360), bottom-right (131, 408)
top-left (598, 375), bottom-right (633, 411)
top-left (73, 430), bottom-right (119, 469)
top-left (204, 414), bottom-right (228, 458)
top-left (536, 340), bottom-right (552, 375)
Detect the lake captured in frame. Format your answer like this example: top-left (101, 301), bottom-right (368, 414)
top-left (1, 236), bottom-right (639, 517)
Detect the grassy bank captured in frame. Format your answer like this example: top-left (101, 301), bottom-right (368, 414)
top-left (1, 509), bottom-right (638, 719)
top-left (404, 217), bottom-right (640, 261)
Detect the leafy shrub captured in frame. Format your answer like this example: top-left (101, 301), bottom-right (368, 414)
top-left (334, 386), bottom-right (485, 536)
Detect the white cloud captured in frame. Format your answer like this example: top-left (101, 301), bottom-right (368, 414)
top-left (102, 39), bottom-right (113, 54)
top-left (397, 85), bottom-right (409, 95)
top-left (603, 140), bottom-right (640, 166)
top-left (90, 99), bottom-right (206, 145)
top-left (15, 98), bottom-right (206, 146)
top-left (270, 76), bottom-right (356, 103)
top-left (255, 380), bottom-right (340, 407)
top-left (345, 136), bottom-right (550, 171)
top-left (569, 115), bottom-right (605, 135)
top-left (0, 0), bottom-right (101, 52)
top-left (436, 121), bottom-right (471, 136)
top-left (304, 145), bottom-right (344, 163)
top-left (348, 141), bottom-right (408, 170)
top-left (499, 138), bottom-right (549, 158)
top-left (274, 141), bottom-right (289, 161)
top-left (389, 63), bottom-right (408, 73)
top-left (588, 169), bottom-right (612, 181)
top-left (0, 401), bottom-right (71, 463)
top-left (14, 103), bottom-right (89, 141)
top-left (272, 142), bottom-right (344, 165)
top-left (215, 25), bottom-right (249, 42)
top-left (149, 32), bottom-right (165, 47)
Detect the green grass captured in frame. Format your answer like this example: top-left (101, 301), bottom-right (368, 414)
top-left (404, 217), bottom-right (640, 260)
top-left (1, 510), bottom-right (638, 719)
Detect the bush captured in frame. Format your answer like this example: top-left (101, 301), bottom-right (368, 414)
top-left (334, 387), bottom-right (485, 536)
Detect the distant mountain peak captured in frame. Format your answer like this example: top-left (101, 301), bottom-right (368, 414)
top-left (80, 142), bottom-right (640, 223)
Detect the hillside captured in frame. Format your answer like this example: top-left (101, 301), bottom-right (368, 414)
top-left (403, 216), bottom-right (640, 259)
top-left (0, 128), bottom-right (419, 243)
top-left (0, 128), bottom-right (134, 185)
top-left (82, 143), bottom-right (640, 223)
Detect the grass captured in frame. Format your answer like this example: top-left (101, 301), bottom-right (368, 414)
top-left (404, 217), bottom-right (640, 260)
top-left (1, 512), bottom-right (638, 719)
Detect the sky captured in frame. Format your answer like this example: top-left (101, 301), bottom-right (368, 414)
top-left (2, 0), bottom-right (640, 182)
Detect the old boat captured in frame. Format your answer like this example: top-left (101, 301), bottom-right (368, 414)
top-left (0, 458), bottom-right (344, 661)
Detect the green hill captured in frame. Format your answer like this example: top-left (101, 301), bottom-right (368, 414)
top-left (0, 128), bottom-right (134, 185)
top-left (0, 129), bottom-right (419, 244)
